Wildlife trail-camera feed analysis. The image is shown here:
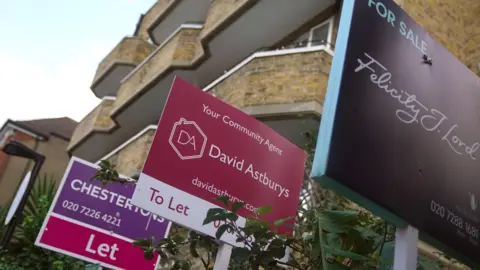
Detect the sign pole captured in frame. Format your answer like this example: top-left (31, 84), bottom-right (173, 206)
top-left (213, 243), bottom-right (232, 270)
top-left (393, 225), bottom-right (418, 270)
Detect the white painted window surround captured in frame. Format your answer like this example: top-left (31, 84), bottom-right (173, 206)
top-left (0, 129), bottom-right (15, 148)
top-left (292, 16), bottom-right (334, 49)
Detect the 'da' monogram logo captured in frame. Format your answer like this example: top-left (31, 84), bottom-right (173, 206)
top-left (169, 118), bottom-right (207, 160)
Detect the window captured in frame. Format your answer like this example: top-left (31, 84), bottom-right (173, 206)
top-left (291, 17), bottom-right (334, 49)
top-left (309, 20), bottom-right (332, 47)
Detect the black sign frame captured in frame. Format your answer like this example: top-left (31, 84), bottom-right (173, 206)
top-left (312, 0), bottom-right (480, 266)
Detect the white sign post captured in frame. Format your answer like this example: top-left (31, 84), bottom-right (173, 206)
top-left (5, 171), bottom-right (31, 225)
top-left (214, 244), bottom-right (233, 270)
top-left (393, 226), bottom-right (419, 270)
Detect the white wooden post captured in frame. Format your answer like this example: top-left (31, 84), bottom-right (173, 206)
top-left (393, 225), bottom-right (418, 270)
top-left (213, 243), bottom-right (233, 270)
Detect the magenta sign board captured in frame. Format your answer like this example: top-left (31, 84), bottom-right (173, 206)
top-left (131, 77), bottom-right (306, 246)
top-left (36, 157), bottom-right (170, 270)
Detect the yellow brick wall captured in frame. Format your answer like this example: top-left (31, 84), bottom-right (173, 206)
top-left (403, 0), bottom-right (467, 63)
top-left (211, 50), bottom-right (332, 109)
top-left (172, 29), bottom-right (202, 61)
top-left (403, 0), bottom-right (480, 75)
top-left (464, 1), bottom-right (480, 76)
top-left (108, 129), bottom-right (155, 177)
top-left (93, 37), bottom-right (155, 84)
top-left (68, 99), bottom-right (115, 150)
top-left (200, 0), bottom-right (254, 40)
top-left (136, 0), bottom-right (176, 41)
top-left (96, 100), bottom-right (115, 129)
top-left (114, 28), bottom-right (202, 112)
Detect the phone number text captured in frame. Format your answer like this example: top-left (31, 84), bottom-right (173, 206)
top-left (431, 200), bottom-right (478, 241)
top-left (61, 200), bottom-right (121, 227)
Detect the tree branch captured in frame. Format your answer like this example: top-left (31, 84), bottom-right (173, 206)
top-left (199, 256), bottom-right (209, 269)
top-left (275, 260), bottom-right (305, 270)
top-left (227, 219), bottom-right (253, 249)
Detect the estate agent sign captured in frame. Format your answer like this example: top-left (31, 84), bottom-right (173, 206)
top-left (36, 158), bottom-right (170, 270)
top-left (131, 77), bottom-right (306, 246)
top-left (313, 0), bottom-right (480, 265)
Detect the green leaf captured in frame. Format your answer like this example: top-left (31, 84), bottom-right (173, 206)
top-left (143, 249), bottom-right (154, 260)
top-left (203, 208), bottom-right (227, 225)
top-left (156, 238), bottom-right (171, 247)
top-left (181, 261), bottom-right (190, 270)
top-left (274, 217), bottom-right (292, 227)
top-left (268, 240), bottom-right (286, 259)
top-left (189, 241), bottom-right (199, 258)
top-left (418, 255), bottom-right (441, 270)
top-left (322, 244), bottom-right (371, 261)
top-left (216, 196), bottom-right (230, 208)
top-left (189, 231), bottom-right (198, 240)
top-left (231, 201), bottom-right (246, 213)
top-left (312, 226), bottom-right (322, 258)
top-left (325, 232), bottom-right (342, 250)
top-left (232, 247), bottom-right (250, 263)
top-left (379, 241), bottom-right (395, 270)
top-left (254, 206), bottom-right (272, 215)
top-left (132, 238), bottom-right (151, 247)
top-left (172, 234), bottom-right (184, 244)
top-left (342, 229), bottom-right (363, 249)
top-left (324, 262), bottom-right (350, 270)
top-left (319, 210), bottom-right (359, 233)
top-left (269, 238), bottom-right (284, 248)
top-left (215, 224), bottom-right (230, 239)
top-left (226, 212), bottom-right (238, 222)
top-left (155, 248), bottom-right (168, 261)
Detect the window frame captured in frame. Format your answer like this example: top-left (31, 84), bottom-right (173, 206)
top-left (307, 16), bottom-right (334, 49)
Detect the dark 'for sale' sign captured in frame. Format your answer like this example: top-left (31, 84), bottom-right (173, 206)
top-left (313, 0), bottom-right (480, 265)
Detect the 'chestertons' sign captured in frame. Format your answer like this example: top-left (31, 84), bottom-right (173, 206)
top-left (132, 77), bottom-right (306, 246)
top-left (313, 0), bottom-right (480, 265)
top-left (36, 158), bottom-right (170, 269)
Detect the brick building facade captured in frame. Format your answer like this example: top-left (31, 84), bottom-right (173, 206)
top-left (68, 0), bottom-right (478, 268)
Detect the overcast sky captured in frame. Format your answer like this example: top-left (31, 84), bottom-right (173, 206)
top-left (0, 0), bottom-right (155, 126)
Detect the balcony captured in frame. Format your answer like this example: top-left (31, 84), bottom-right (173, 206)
top-left (69, 0), bottom-right (336, 162)
top-left (204, 46), bottom-right (333, 145)
top-left (67, 98), bottom-right (115, 155)
top-left (137, 0), bottom-right (210, 45)
top-left (97, 126), bottom-right (156, 177)
top-left (90, 37), bottom-right (154, 98)
top-left (112, 25), bottom-right (204, 116)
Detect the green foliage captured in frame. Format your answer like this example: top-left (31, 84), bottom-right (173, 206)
top-left (0, 174), bottom-right (85, 270)
top-left (133, 228), bottom-right (218, 270)
top-left (123, 132), bottom-right (453, 269)
top-left (91, 160), bottom-right (134, 185)
top-left (206, 196), bottom-right (383, 269)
